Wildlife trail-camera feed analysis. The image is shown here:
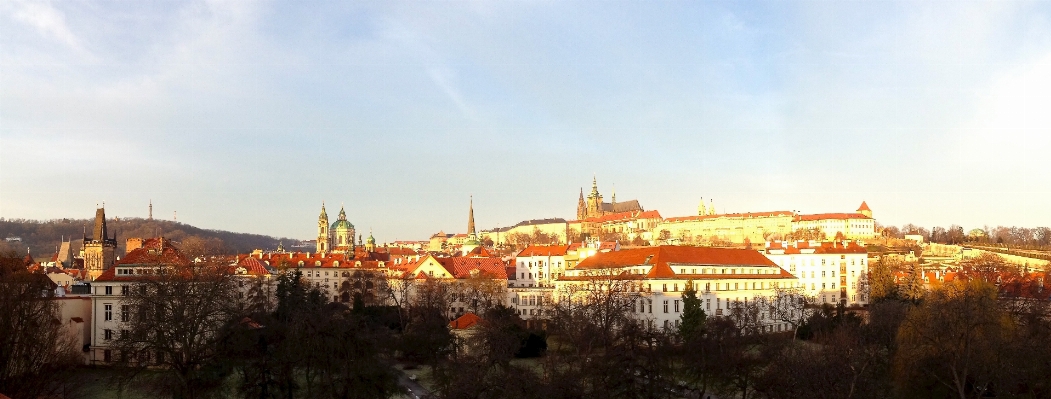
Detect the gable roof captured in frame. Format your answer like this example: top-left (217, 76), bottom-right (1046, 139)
top-left (574, 245), bottom-right (780, 278)
top-left (600, 200), bottom-right (643, 213)
top-left (857, 201), bottom-right (871, 212)
top-left (449, 312), bottom-right (481, 329)
top-left (517, 245), bottom-right (571, 257)
top-left (437, 257), bottom-right (508, 279)
top-left (795, 213), bottom-right (872, 222)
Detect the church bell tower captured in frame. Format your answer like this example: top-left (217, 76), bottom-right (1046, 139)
top-left (317, 202), bottom-right (329, 254)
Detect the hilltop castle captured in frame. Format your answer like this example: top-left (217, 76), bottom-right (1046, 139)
top-left (576, 177), bottom-right (644, 220)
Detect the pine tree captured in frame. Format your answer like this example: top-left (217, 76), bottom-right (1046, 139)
top-left (679, 280), bottom-right (707, 339)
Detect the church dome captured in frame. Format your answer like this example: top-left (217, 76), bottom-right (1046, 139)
top-left (331, 219), bottom-right (354, 230)
top-left (366, 233), bottom-right (376, 245)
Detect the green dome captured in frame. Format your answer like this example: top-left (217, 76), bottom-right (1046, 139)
top-left (366, 234), bottom-right (376, 245)
top-left (331, 219), bottom-right (354, 230)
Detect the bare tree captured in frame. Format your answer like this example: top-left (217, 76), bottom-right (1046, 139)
top-left (766, 286), bottom-right (816, 339)
top-left (112, 261), bottom-right (240, 399)
top-left (0, 271), bottom-right (82, 399)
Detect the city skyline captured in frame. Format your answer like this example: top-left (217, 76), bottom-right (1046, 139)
top-left (2, 1), bottom-right (1050, 240)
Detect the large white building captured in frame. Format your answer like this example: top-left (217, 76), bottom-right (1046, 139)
top-left (556, 246), bottom-right (799, 332)
top-left (792, 202), bottom-right (877, 241)
top-left (762, 241), bottom-right (870, 306)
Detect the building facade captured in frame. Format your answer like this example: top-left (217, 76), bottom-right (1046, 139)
top-left (555, 246), bottom-right (799, 332)
top-left (762, 241), bottom-right (870, 306)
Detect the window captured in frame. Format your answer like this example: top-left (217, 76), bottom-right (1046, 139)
top-left (104, 350), bottom-right (112, 362)
top-left (674, 284), bottom-right (679, 292)
top-left (121, 285), bottom-right (129, 296)
top-left (674, 300), bottom-right (680, 313)
top-left (831, 271), bottom-right (835, 278)
top-left (105, 304), bottom-right (112, 321)
top-left (821, 271), bottom-right (825, 277)
top-left (662, 284), bottom-right (667, 292)
top-left (121, 305), bottom-right (130, 322)
top-left (105, 286), bottom-right (112, 295)
top-left (706, 299), bottom-right (710, 310)
top-left (663, 300), bottom-right (669, 313)
top-left (104, 329), bottom-right (112, 340)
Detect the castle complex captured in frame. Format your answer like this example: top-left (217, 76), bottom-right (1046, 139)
top-left (576, 177), bottom-right (644, 220)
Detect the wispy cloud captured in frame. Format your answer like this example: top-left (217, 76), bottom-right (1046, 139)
top-left (428, 67), bottom-right (476, 119)
top-left (4, 0), bottom-right (85, 53)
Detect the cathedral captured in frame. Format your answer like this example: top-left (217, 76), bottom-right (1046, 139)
top-left (576, 177), bottom-right (644, 220)
top-left (316, 202), bottom-right (368, 255)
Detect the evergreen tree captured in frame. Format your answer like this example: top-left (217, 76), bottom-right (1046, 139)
top-left (679, 280), bottom-right (707, 339)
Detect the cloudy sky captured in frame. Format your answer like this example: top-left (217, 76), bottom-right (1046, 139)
top-left (1, 0), bottom-right (1050, 241)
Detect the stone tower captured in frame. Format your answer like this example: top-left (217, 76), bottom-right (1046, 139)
top-left (317, 202), bottom-right (329, 254)
top-left (857, 201), bottom-right (872, 218)
top-left (84, 207), bottom-right (117, 281)
top-left (576, 188), bottom-right (586, 220)
top-left (585, 176), bottom-right (603, 219)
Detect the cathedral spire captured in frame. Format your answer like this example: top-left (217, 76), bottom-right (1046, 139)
top-left (319, 201), bottom-right (328, 220)
top-left (468, 196), bottom-right (476, 235)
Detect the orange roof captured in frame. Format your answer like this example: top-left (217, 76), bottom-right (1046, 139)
top-left (794, 213), bottom-right (872, 222)
top-left (518, 245), bottom-right (571, 257)
top-left (575, 246), bottom-right (782, 278)
top-left (583, 210), bottom-right (663, 224)
top-left (769, 241), bottom-right (867, 255)
top-left (234, 256), bottom-right (272, 276)
top-left (857, 201), bottom-right (871, 212)
top-left (437, 257), bottom-right (508, 279)
top-left (449, 312), bottom-right (481, 329)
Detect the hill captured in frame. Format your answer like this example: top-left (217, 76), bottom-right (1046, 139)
top-left (0, 217), bottom-right (293, 258)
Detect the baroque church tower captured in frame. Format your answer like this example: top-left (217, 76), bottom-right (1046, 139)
top-left (317, 202), bottom-right (329, 254)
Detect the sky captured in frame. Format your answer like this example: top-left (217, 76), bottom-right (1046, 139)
top-left (2, 0), bottom-right (1050, 242)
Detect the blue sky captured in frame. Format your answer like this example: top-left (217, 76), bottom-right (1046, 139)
top-left (2, 0), bottom-right (1050, 241)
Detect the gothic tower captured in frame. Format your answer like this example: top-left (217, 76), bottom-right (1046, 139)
top-left (576, 188), bottom-right (586, 220)
top-left (462, 196), bottom-right (481, 253)
top-left (84, 207), bottom-right (117, 281)
top-left (317, 202), bottom-right (329, 254)
top-left (585, 176), bottom-right (603, 219)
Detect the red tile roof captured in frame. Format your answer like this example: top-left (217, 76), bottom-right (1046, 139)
top-left (234, 256), bottom-right (272, 276)
top-left (449, 313), bottom-right (481, 329)
top-left (437, 257), bottom-right (508, 279)
top-left (575, 246), bottom-right (781, 278)
top-left (857, 201), bottom-right (871, 212)
top-left (583, 210), bottom-right (663, 224)
top-left (795, 213), bottom-right (872, 221)
top-left (518, 245), bottom-right (571, 257)
top-left (769, 241), bottom-right (868, 255)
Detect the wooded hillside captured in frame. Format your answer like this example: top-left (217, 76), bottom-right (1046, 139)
top-left (0, 217), bottom-right (291, 257)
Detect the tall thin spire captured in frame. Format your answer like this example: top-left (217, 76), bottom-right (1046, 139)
top-left (611, 183), bottom-right (616, 204)
top-left (467, 196), bottom-right (476, 235)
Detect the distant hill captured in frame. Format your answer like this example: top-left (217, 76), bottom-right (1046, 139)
top-left (0, 217), bottom-right (293, 258)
